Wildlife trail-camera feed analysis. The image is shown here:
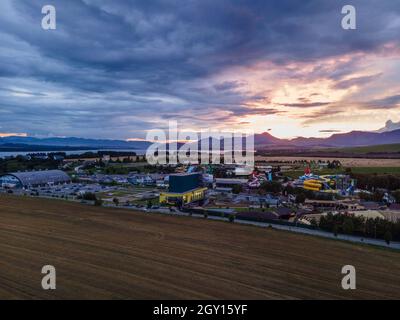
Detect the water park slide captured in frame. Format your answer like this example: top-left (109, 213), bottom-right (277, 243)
top-left (303, 180), bottom-right (323, 191)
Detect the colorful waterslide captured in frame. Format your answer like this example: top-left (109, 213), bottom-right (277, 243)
top-left (297, 168), bottom-right (355, 195)
top-left (303, 179), bottom-right (323, 191)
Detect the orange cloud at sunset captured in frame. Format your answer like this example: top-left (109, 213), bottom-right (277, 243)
top-left (206, 48), bottom-right (400, 139)
top-left (0, 133), bottom-right (27, 138)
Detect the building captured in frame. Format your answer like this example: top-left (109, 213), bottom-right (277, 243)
top-left (275, 207), bottom-right (295, 219)
top-left (128, 174), bottom-right (166, 186)
top-left (0, 170), bottom-right (71, 188)
top-left (234, 193), bottom-right (280, 207)
top-left (305, 199), bottom-right (363, 211)
top-left (159, 173), bottom-right (207, 205)
top-left (215, 178), bottom-right (248, 192)
top-left (234, 166), bottom-right (253, 177)
top-left (128, 174), bottom-right (155, 186)
top-left (360, 201), bottom-right (385, 210)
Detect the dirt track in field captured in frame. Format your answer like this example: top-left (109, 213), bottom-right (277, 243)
top-left (0, 194), bottom-right (399, 300)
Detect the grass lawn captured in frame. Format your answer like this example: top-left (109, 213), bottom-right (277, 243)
top-left (131, 198), bottom-right (159, 206)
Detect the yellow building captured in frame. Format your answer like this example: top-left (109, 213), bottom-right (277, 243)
top-left (160, 187), bottom-right (207, 205)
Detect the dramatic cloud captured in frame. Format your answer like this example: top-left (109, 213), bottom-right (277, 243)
top-left (0, 0), bottom-right (399, 138)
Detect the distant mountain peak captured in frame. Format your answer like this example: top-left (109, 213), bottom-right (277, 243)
top-left (377, 120), bottom-right (400, 133)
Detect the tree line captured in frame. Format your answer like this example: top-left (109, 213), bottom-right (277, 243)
top-left (318, 212), bottom-right (400, 243)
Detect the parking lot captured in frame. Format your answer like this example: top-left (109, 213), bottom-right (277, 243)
top-left (0, 183), bottom-right (160, 207)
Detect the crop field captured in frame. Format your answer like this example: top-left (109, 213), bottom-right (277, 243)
top-left (0, 194), bottom-right (399, 299)
top-left (256, 156), bottom-right (400, 168)
top-left (329, 144), bottom-right (400, 154)
top-left (350, 167), bottom-right (400, 175)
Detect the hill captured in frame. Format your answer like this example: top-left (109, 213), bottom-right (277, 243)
top-left (0, 136), bottom-right (151, 150)
top-left (1, 129), bottom-right (400, 151)
top-left (0, 143), bottom-right (94, 152)
top-left (291, 129), bottom-right (400, 147)
top-left (0, 194), bottom-right (399, 299)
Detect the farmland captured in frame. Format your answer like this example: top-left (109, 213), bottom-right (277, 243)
top-left (255, 155), bottom-right (400, 168)
top-left (328, 144), bottom-right (400, 154)
top-left (0, 194), bottom-right (399, 299)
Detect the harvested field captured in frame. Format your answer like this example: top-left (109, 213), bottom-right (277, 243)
top-left (255, 156), bottom-right (400, 167)
top-left (0, 194), bottom-right (399, 300)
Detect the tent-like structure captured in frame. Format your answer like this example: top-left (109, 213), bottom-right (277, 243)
top-left (0, 170), bottom-right (71, 188)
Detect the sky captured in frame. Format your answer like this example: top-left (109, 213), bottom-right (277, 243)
top-left (0, 0), bottom-right (399, 140)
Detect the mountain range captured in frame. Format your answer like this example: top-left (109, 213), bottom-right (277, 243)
top-left (1, 129), bottom-right (400, 151)
top-left (0, 136), bottom-right (151, 150)
top-left (254, 129), bottom-right (400, 148)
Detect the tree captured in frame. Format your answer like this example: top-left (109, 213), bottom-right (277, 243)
top-left (232, 184), bottom-right (243, 194)
top-left (392, 190), bottom-right (400, 203)
top-left (295, 193), bottom-right (306, 204)
top-left (260, 181), bottom-right (282, 194)
top-left (384, 231), bottom-right (392, 245)
top-left (342, 218), bottom-right (354, 235)
top-left (113, 197), bottom-right (119, 206)
top-left (309, 218), bottom-right (318, 227)
top-left (333, 224), bottom-right (339, 237)
top-left (82, 192), bottom-right (97, 201)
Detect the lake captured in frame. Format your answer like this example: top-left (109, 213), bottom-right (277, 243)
top-left (0, 149), bottom-right (147, 158)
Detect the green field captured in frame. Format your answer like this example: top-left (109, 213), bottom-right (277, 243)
top-left (282, 168), bottom-right (345, 179)
top-left (328, 143), bottom-right (400, 154)
top-left (350, 167), bottom-right (400, 175)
